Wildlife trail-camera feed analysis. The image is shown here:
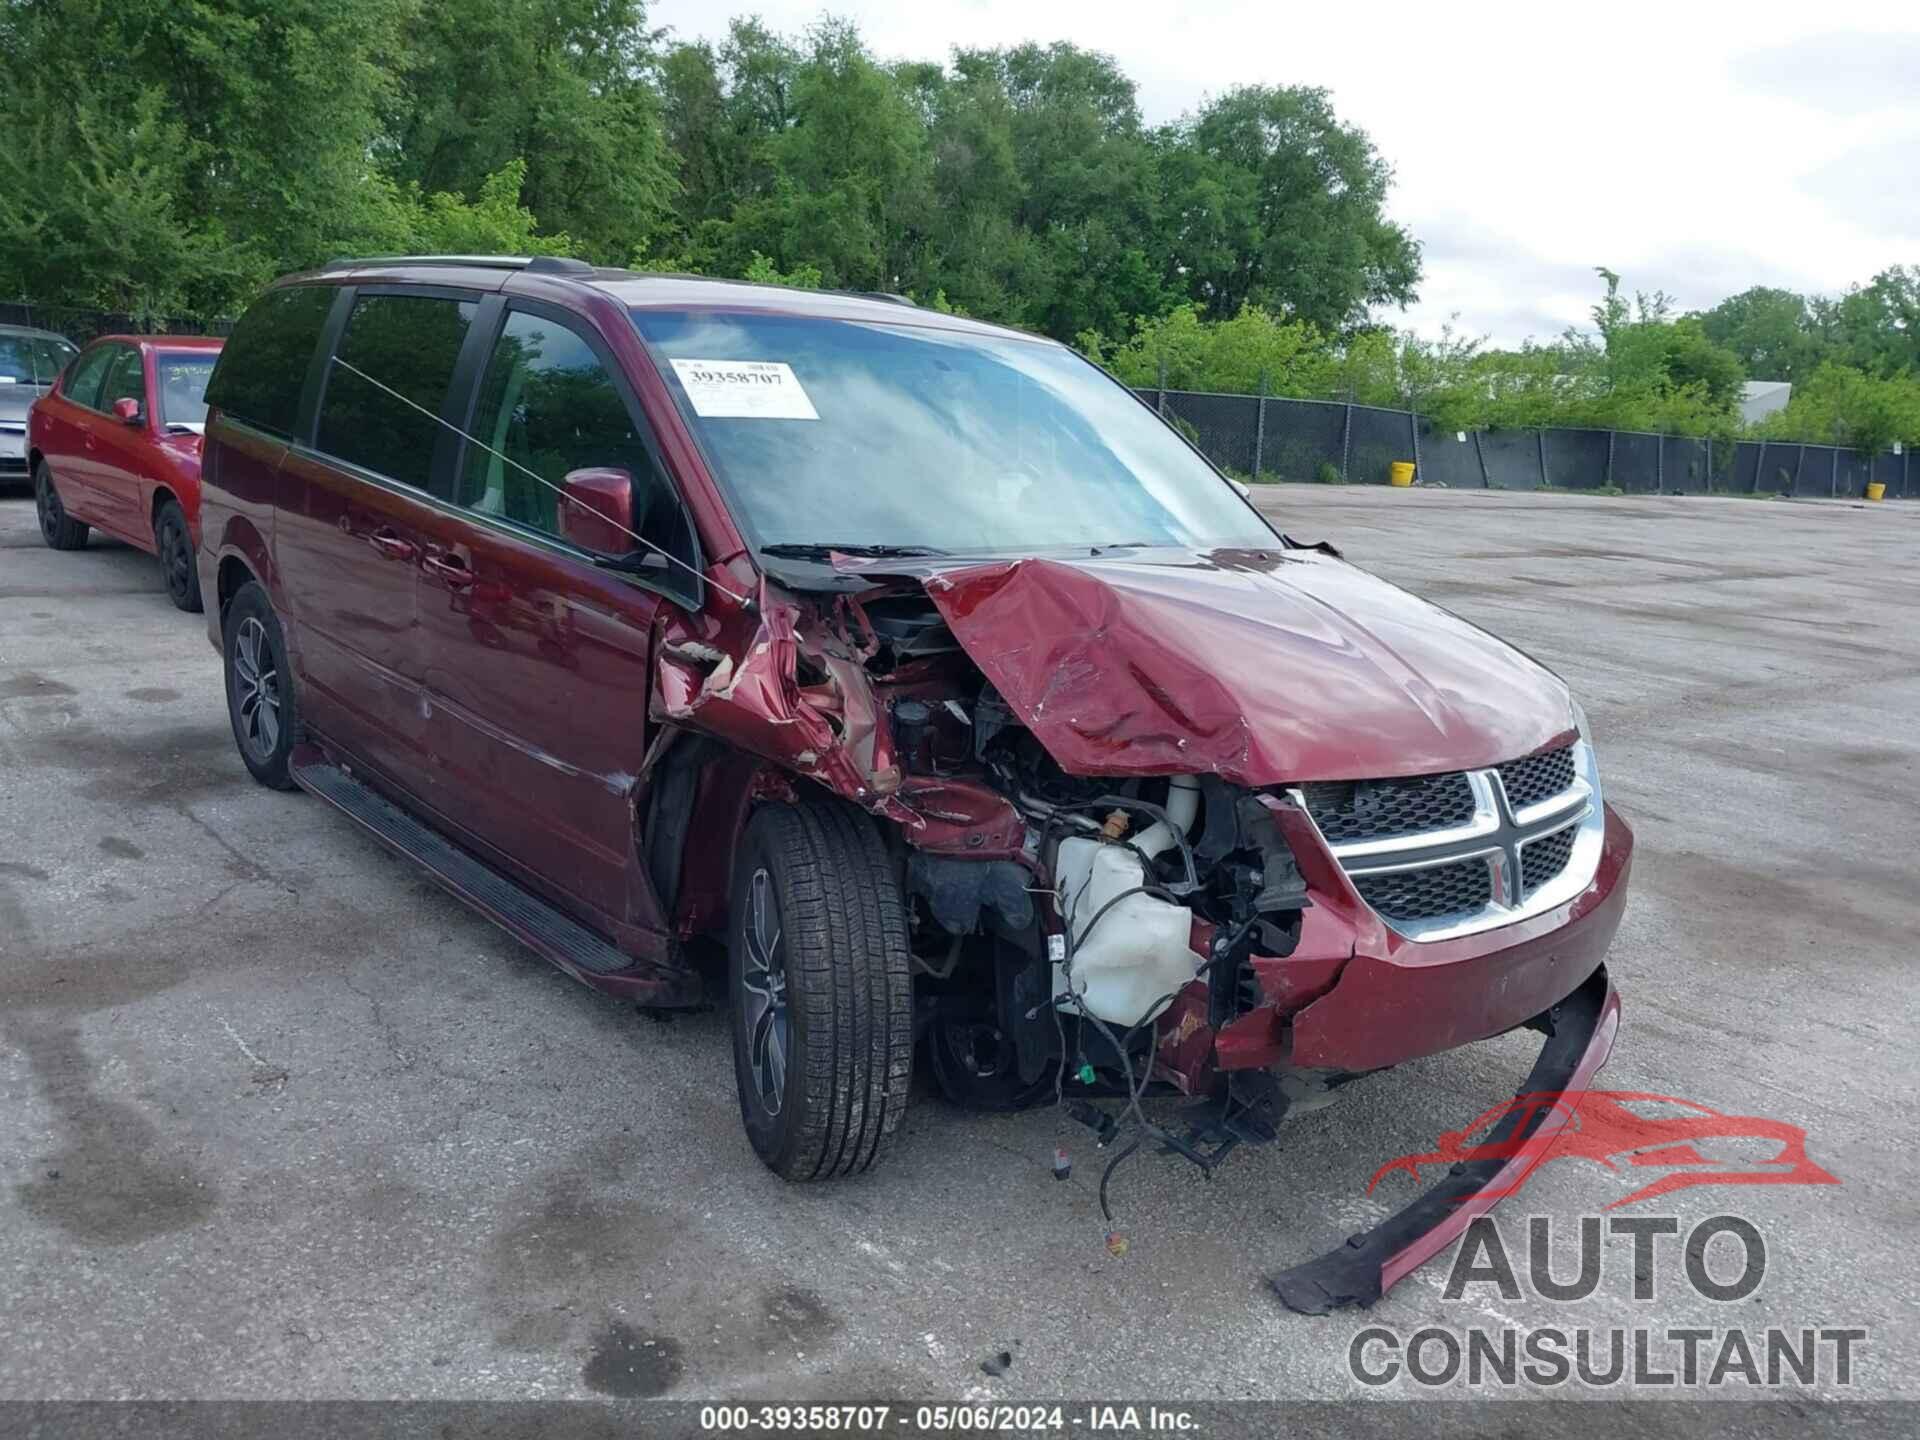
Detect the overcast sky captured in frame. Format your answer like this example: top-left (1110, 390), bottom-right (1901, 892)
top-left (651, 0), bottom-right (1920, 347)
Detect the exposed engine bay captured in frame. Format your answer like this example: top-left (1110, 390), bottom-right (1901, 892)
top-left (644, 543), bottom-right (1628, 1307)
top-left (653, 567), bottom-right (1327, 1210)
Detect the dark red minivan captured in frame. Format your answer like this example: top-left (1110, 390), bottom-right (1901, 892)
top-left (198, 258), bottom-right (1631, 1310)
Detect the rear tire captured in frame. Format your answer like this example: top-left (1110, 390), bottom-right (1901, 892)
top-left (155, 499), bottom-right (203, 613)
top-left (729, 800), bottom-right (913, 1180)
top-left (34, 461), bottom-right (88, 550)
top-left (223, 581), bottom-right (299, 791)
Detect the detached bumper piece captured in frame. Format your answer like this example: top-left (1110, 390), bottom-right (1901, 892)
top-left (1270, 964), bottom-right (1620, 1314)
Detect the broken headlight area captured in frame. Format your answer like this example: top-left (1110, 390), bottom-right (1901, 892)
top-left (891, 672), bottom-right (1325, 1207)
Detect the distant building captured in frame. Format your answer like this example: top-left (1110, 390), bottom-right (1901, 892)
top-left (1740, 380), bottom-right (1792, 425)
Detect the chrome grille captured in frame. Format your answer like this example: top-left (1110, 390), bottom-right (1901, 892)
top-left (1520, 824), bottom-right (1578, 894)
top-left (1296, 772), bottom-right (1477, 844)
top-left (1354, 860), bottom-right (1494, 922)
top-left (1499, 746), bottom-right (1577, 812)
top-left (1290, 736), bottom-right (1605, 942)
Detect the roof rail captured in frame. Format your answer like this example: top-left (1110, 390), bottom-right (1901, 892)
top-left (319, 254), bottom-right (594, 276)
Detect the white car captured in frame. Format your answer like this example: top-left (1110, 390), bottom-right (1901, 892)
top-left (0, 323), bottom-right (79, 483)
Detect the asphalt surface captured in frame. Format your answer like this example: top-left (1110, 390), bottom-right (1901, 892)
top-left (2, 484), bottom-right (1916, 1406)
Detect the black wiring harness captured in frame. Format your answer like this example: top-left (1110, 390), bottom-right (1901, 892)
top-left (1022, 792), bottom-right (1270, 1234)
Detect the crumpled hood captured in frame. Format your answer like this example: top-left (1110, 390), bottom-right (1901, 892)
top-left (908, 547), bottom-right (1575, 785)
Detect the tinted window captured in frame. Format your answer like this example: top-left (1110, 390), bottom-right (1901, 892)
top-left (318, 294), bottom-right (474, 490)
top-left (156, 353), bottom-right (218, 427)
top-left (98, 346), bottom-right (145, 413)
top-left (206, 285), bottom-right (335, 437)
top-left (458, 310), bottom-right (676, 550)
top-left (62, 345), bottom-right (117, 410)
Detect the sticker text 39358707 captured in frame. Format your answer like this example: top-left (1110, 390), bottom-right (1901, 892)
top-left (669, 359), bottom-right (819, 420)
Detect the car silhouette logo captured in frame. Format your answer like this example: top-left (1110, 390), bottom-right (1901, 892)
top-left (1367, 1090), bottom-right (1839, 1209)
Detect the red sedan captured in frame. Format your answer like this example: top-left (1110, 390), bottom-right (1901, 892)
top-left (27, 334), bottom-right (224, 611)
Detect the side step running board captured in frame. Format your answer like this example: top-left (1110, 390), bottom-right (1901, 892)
top-left (292, 750), bottom-right (701, 1005)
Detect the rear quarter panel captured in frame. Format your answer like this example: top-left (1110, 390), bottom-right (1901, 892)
top-left (28, 379), bottom-right (101, 517)
top-left (198, 413), bottom-right (288, 650)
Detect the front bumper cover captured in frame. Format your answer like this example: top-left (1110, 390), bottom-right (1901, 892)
top-left (1270, 962), bottom-right (1621, 1313)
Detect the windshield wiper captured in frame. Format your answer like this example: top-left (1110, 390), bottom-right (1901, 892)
top-left (760, 542), bottom-right (951, 561)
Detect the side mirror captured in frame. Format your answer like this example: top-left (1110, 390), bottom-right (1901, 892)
top-left (1230, 478), bottom-right (1252, 499)
top-left (559, 467), bottom-right (636, 554)
top-left (113, 397), bottom-right (142, 425)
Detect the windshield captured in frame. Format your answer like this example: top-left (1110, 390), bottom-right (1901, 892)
top-left (0, 333), bottom-right (78, 387)
top-left (156, 352), bottom-right (217, 426)
top-left (630, 310), bottom-right (1275, 556)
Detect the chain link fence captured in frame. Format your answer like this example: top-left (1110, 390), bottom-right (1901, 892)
top-left (2, 300), bottom-right (234, 347)
top-left (1136, 383), bottom-right (1918, 500)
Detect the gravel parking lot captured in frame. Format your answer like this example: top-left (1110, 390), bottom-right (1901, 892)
top-left (3, 483), bottom-right (1916, 1406)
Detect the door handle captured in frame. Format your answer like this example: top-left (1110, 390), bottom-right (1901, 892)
top-left (422, 551), bottom-right (476, 590)
top-left (367, 529), bottom-right (417, 561)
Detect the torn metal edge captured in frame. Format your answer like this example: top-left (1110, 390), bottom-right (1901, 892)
top-left (1268, 964), bottom-right (1620, 1315)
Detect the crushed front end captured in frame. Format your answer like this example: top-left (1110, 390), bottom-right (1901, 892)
top-left (650, 547), bottom-right (1632, 1307)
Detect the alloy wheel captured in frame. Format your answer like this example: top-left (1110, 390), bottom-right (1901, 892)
top-left (740, 866), bottom-right (791, 1116)
top-left (232, 616), bottom-right (282, 760)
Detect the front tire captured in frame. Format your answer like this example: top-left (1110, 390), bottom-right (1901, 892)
top-left (223, 581), bottom-right (299, 790)
top-left (729, 801), bottom-right (913, 1180)
top-left (34, 461), bottom-right (88, 550)
top-left (155, 499), bottom-right (203, 613)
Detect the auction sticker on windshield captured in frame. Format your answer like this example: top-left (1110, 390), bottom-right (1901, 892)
top-left (670, 358), bottom-right (819, 420)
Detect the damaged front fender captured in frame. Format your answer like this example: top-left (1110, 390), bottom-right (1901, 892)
top-left (651, 578), bottom-right (1023, 856)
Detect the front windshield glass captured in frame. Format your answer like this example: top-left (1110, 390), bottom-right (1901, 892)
top-left (630, 309), bottom-right (1275, 556)
top-left (0, 334), bottom-right (78, 386)
top-left (156, 352), bottom-right (217, 426)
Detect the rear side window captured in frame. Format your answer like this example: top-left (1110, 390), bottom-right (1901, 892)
top-left (206, 285), bottom-right (334, 437)
top-left (61, 345), bottom-right (117, 410)
top-left (317, 294), bottom-right (475, 490)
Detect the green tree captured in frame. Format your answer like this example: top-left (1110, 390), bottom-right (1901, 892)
top-left (0, 0), bottom-right (413, 314)
top-left (1557, 269), bottom-right (1746, 434)
top-left (0, 88), bottom-right (246, 317)
top-left (981, 43), bottom-right (1170, 339)
top-left (906, 55), bottom-right (1042, 323)
top-left (1092, 303), bottom-right (1337, 396)
top-left (376, 161), bottom-right (577, 258)
top-left (1696, 286), bottom-right (1825, 383)
top-left (1754, 362), bottom-right (1920, 452)
top-left (1158, 85), bottom-right (1420, 330)
top-left (714, 20), bottom-right (933, 291)
top-left (1819, 266), bottom-right (1920, 379)
top-left (742, 252), bottom-right (824, 289)
top-left (384, 0), bottom-right (677, 263)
